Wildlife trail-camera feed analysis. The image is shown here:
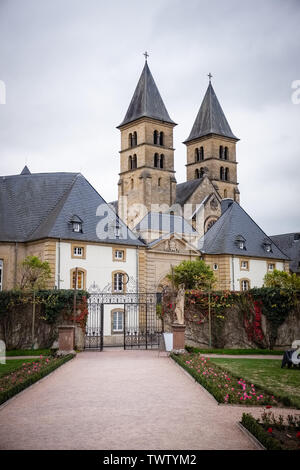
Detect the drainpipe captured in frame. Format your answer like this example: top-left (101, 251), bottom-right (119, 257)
top-left (57, 239), bottom-right (61, 289)
top-left (231, 255), bottom-right (235, 291)
top-left (14, 242), bottom-right (18, 288)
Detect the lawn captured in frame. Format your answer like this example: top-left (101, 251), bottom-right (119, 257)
top-left (0, 359), bottom-right (39, 378)
top-left (210, 358), bottom-right (300, 409)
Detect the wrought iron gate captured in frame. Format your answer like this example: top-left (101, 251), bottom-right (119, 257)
top-left (85, 288), bottom-right (162, 351)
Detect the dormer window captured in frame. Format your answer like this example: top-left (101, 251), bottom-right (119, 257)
top-left (73, 223), bottom-right (81, 232)
top-left (70, 215), bottom-right (83, 233)
top-left (235, 235), bottom-right (246, 250)
top-left (263, 239), bottom-right (272, 253)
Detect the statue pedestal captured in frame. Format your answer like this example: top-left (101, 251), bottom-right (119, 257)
top-left (172, 323), bottom-right (186, 354)
top-left (57, 326), bottom-right (76, 356)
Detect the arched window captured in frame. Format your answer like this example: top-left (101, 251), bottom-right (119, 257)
top-left (224, 147), bottom-right (229, 160)
top-left (113, 272), bottom-right (125, 292)
top-left (225, 168), bottom-right (229, 181)
top-left (220, 166), bottom-right (224, 180)
top-left (206, 219), bottom-right (217, 232)
top-left (195, 148), bottom-right (200, 162)
top-left (200, 167), bottom-right (204, 177)
top-left (159, 132), bottom-right (164, 146)
top-left (154, 153), bottom-right (159, 167)
top-left (219, 146), bottom-right (223, 159)
top-left (160, 154), bottom-right (164, 169)
top-left (195, 168), bottom-right (200, 179)
top-left (71, 268), bottom-right (86, 290)
top-left (200, 146), bottom-right (204, 160)
top-left (158, 177), bottom-right (161, 187)
top-left (132, 154), bottom-right (137, 169)
top-left (240, 279), bottom-right (250, 291)
top-left (128, 133), bottom-right (133, 148)
top-left (153, 130), bottom-right (158, 145)
top-left (130, 178), bottom-right (134, 189)
top-left (133, 131), bottom-right (137, 146)
top-left (128, 156), bottom-right (132, 170)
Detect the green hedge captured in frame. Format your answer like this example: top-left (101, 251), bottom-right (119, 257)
top-left (241, 413), bottom-right (283, 450)
top-left (0, 354), bottom-right (75, 406)
top-left (185, 346), bottom-right (283, 355)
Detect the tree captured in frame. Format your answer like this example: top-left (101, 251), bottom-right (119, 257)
top-left (19, 256), bottom-right (51, 291)
top-left (18, 256), bottom-right (52, 349)
top-left (167, 259), bottom-right (216, 290)
top-left (263, 269), bottom-right (300, 289)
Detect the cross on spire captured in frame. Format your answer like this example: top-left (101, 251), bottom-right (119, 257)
top-left (208, 72), bottom-right (213, 82)
top-left (143, 51), bottom-right (149, 61)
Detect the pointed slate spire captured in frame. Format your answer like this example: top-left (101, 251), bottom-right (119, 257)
top-left (184, 82), bottom-right (238, 143)
top-left (20, 165), bottom-right (31, 175)
top-left (118, 62), bottom-right (176, 128)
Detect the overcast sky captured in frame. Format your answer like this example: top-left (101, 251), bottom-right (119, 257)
top-left (0, 0), bottom-right (299, 235)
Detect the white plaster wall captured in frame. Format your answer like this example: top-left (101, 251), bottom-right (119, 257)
top-left (56, 242), bottom-right (137, 291)
top-left (230, 257), bottom-right (284, 290)
top-left (56, 242), bottom-right (138, 337)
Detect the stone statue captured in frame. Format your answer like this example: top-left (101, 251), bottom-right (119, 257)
top-left (174, 283), bottom-right (185, 325)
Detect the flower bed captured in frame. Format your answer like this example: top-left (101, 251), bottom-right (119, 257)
top-left (241, 411), bottom-right (300, 450)
top-left (171, 352), bottom-right (280, 406)
top-left (0, 354), bottom-right (74, 405)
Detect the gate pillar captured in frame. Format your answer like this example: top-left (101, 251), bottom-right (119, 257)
top-left (58, 325), bottom-right (76, 356)
top-left (172, 323), bottom-right (186, 354)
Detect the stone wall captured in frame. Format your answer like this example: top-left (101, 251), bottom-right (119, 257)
top-left (162, 294), bottom-right (300, 350)
top-left (0, 303), bottom-right (84, 350)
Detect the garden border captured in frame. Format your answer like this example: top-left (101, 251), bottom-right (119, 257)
top-left (0, 354), bottom-right (75, 408)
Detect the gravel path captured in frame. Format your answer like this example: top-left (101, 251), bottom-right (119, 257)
top-left (0, 350), bottom-right (295, 450)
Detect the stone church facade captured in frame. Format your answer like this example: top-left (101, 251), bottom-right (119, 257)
top-left (112, 60), bottom-right (289, 292)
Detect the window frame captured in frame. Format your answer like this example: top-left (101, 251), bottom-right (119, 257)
top-left (240, 278), bottom-right (250, 291)
top-left (71, 244), bottom-right (86, 259)
top-left (240, 259), bottom-right (249, 271)
top-left (112, 247), bottom-right (126, 262)
top-left (111, 309), bottom-right (124, 334)
top-left (70, 268), bottom-right (86, 290)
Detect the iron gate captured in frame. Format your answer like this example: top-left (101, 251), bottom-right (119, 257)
top-left (85, 291), bottom-right (163, 350)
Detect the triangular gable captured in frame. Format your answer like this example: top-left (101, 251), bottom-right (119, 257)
top-left (148, 232), bottom-right (200, 255)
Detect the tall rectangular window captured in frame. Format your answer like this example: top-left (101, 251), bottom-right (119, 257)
top-left (113, 273), bottom-right (124, 292)
top-left (112, 311), bottom-right (124, 332)
top-left (0, 260), bottom-right (3, 291)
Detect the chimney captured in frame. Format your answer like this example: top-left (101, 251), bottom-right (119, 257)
top-left (221, 198), bottom-right (234, 214)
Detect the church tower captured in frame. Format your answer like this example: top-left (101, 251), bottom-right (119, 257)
top-left (184, 77), bottom-right (240, 202)
top-left (117, 59), bottom-right (177, 229)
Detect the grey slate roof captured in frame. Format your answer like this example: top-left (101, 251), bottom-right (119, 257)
top-left (0, 169), bottom-right (144, 246)
top-left (118, 62), bottom-right (176, 128)
top-left (184, 82), bottom-right (238, 143)
top-left (135, 212), bottom-right (196, 235)
top-left (270, 233), bottom-right (300, 273)
top-left (175, 179), bottom-right (204, 206)
top-left (199, 200), bottom-right (289, 260)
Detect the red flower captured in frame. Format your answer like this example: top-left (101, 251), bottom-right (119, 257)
top-left (266, 406), bottom-right (272, 409)
top-left (267, 428), bottom-right (273, 433)
top-left (297, 432), bottom-right (300, 440)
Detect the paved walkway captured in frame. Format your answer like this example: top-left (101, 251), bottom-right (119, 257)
top-left (0, 350), bottom-right (294, 450)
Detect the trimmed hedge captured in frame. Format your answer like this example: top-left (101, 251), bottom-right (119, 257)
top-left (241, 413), bottom-right (283, 450)
top-left (0, 354), bottom-right (75, 406)
top-left (185, 346), bottom-right (283, 356)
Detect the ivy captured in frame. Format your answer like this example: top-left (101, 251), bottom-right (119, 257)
top-left (0, 289), bottom-right (89, 325)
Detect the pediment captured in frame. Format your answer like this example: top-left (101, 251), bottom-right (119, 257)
top-left (148, 233), bottom-right (200, 255)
